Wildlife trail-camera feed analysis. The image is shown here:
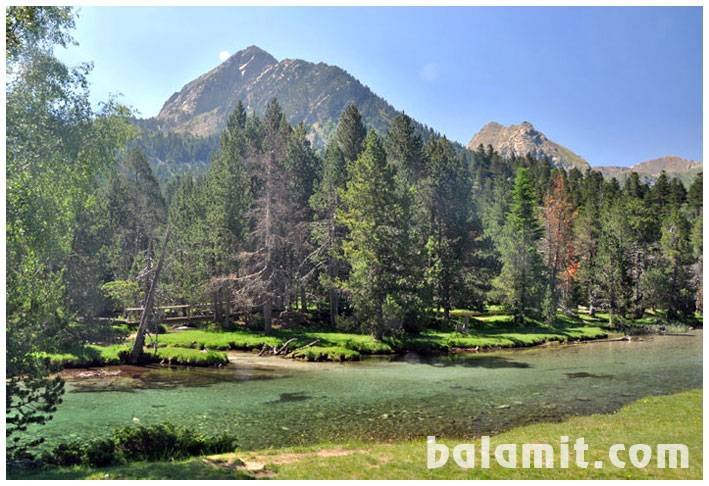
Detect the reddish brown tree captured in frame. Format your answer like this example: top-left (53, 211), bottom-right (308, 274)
top-left (541, 172), bottom-right (577, 321)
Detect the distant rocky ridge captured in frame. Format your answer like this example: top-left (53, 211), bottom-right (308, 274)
top-left (595, 155), bottom-right (702, 186)
top-left (467, 121), bottom-right (700, 185)
top-left (466, 121), bottom-right (590, 171)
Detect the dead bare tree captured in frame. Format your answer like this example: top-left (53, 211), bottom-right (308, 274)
top-left (129, 225), bottom-right (171, 363)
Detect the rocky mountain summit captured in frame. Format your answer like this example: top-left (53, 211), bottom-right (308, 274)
top-left (153, 45), bottom-right (428, 147)
top-left (466, 121), bottom-right (590, 170)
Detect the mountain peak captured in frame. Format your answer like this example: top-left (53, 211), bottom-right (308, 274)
top-left (467, 121), bottom-right (589, 170)
top-left (221, 45), bottom-right (277, 68)
top-left (234, 45), bottom-right (276, 60)
top-left (153, 46), bottom-right (418, 147)
top-left (482, 121), bottom-right (504, 129)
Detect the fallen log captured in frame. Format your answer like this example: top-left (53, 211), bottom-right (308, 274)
top-left (275, 338), bottom-right (298, 355)
top-left (286, 339), bottom-right (321, 356)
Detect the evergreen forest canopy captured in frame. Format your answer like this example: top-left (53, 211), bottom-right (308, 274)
top-left (5, 7), bottom-right (703, 464)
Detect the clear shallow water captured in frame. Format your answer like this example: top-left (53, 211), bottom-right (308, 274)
top-left (36, 331), bottom-right (702, 450)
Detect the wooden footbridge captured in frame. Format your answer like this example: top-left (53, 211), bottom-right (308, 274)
top-left (115, 304), bottom-right (217, 325)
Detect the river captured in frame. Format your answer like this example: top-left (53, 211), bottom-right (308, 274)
top-left (38, 330), bottom-right (702, 451)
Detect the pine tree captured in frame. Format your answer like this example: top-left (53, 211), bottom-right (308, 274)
top-left (493, 168), bottom-right (544, 323)
top-left (595, 201), bottom-right (632, 325)
top-left (574, 207), bottom-right (601, 316)
top-left (334, 103), bottom-right (367, 165)
top-left (310, 144), bottom-right (349, 327)
top-left (166, 174), bottom-right (211, 305)
top-left (661, 208), bottom-right (694, 319)
top-left (691, 210), bottom-right (703, 313)
top-left (283, 121), bottom-right (320, 312)
top-left (238, 99), bottom-right (292, 333)
top-left (340, 131), bottom-right (420, 338)
top-left (386, 113), bottom-right (425, 183)
top-left (648, 171), bottom-right (671, 210)
top-left (687, 172), bottom-right (702, 217)
top-left (421, 135), bottom-right (475, 321)
top-left (201, 102), bottom-right (251, 326)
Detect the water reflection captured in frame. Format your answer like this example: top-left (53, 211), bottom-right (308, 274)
top-left (67, 365), bottom-right (285, 393)
top-left (387, 353), bottom-right (532, 368)
top-left (565, 372), bottom-right (614, 379)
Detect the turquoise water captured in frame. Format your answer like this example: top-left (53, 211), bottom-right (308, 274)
top-left (37, 331), bottom-right (702, 450)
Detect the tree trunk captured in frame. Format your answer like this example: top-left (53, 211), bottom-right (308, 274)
top-left (224, 295), bottom-right (230, 328)
top-left (130, 226), bottom-right (171, 364)
top-left (300, 285), bottom-right (307, 313)
top-left (329, 288), bottom-right (338, 328)
top-left (327, 212), bottom-right (338, 328)
top-left (264, 299), bottom-right (272, 335)
top-left (213, 291), bottom-right (221, 324)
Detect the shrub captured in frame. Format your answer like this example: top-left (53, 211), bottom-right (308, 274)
top-left (47, 438), bottom-right (117, 468)
top-left (84, 438), bottom-right (117, 467)
top-left (50, 441), bottom-right (84, 467)
top-left (113, 423), bottom-right (183, 462)
top-left (113, 423), bottom-right (236, 462)
top-left (44, 423), bottom-right (237, 468)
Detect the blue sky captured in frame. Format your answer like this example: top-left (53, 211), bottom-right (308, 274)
top-left (56, 6), bottom-right (702, 166)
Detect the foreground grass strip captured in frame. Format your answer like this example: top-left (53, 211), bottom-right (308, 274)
top-left (228, 390), bottom-right (702, 480)
top-left (9, 460), bottom-right (252, 480)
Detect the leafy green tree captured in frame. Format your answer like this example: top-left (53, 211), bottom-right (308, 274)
top-left (6, 6), bottom-right (73, 60)
top-left (493, 168), bottom-right (544, 323)
top-left (622, 197), bottom-right (659, 319)
top-left (65, 148), bottom-right (164, 322)
top-left (386, 113), bottom-right (425, 183)
top-left (194, 105), bottom-right (251, 325)
top-left (667, 178), bottom-right (687, 207)
top-left (6, 7), bottom-right (134, 461)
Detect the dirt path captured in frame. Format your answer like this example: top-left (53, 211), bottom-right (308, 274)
top-left (203, 448), bottom-right (370, 477)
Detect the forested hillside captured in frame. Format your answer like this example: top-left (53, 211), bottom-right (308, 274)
top-left (74, 100), bottom-right (705, 334)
